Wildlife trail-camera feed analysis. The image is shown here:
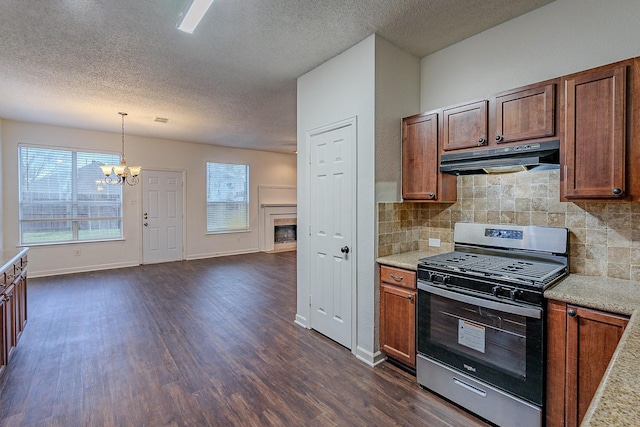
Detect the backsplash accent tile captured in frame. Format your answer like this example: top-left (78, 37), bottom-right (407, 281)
top-left (378, 169), bottom-right (640, 280)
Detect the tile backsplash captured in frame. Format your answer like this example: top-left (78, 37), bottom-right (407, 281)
top-left (378, 170), bottom-right (640, 280)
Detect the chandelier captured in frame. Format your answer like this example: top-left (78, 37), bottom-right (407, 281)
top-left (100, 112), bottom-right (141, 185)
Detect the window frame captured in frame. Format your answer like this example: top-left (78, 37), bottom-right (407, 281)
top-left (206, 162), bottom-right (250, 234)
top-left (18, 144), bottom-right (124, 246)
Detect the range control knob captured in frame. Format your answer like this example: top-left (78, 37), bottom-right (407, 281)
top-left (509, 288), bottom-right (521, 301)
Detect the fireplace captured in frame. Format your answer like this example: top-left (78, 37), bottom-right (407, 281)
top-left (273, 218), bottom-right (297, 251)
top-left (260, 203), bottom-right (297, 252)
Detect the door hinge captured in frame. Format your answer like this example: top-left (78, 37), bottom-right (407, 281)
top-left (309, 225), bottom-right (311, 236)
top-left (309, 295), bottom-right (312, 306)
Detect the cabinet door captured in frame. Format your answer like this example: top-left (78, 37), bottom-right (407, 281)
top-left (2, 284), bottom-right (16, 364)
top-left (0, 296), bottom-right (6, 372)
top-left (442, 100), bottom-right (488, 151)
top-left (402, 113), bottom-right (439, 200)
top-left (566, 305), bottom-right (628, 427)
top-left (14, 273), bottom-right (27, 339)
top-left (562, 65), bottom-right (627, 200)
top-left (494, 83), bottom-right (555, 144)
top-left (546, 300), bottom-right (567, 427)
top-left (380, 284), bottom-right (416, 368)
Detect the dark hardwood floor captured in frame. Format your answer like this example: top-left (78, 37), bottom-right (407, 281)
top-left (0, 251), bottom-right (490, 426)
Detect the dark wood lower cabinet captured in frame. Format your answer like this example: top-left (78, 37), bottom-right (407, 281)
top-left (546, 300), bottom-right (628, 427)
top-left (380, 265), bottom-right (416, 368)
top-left (0, 250), bottom-right (28, 378)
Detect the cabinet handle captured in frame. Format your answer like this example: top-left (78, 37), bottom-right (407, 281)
top-left (427, 192), bottom-right (435, 200)
top-left (568, 309), bottom-right (577, 317)
top-left (407, 294), bottom-right (413, 301)
top-left (477, 137), bottom-right (486, 145)
top-left (612, 187), bottom-right (623, 195)
top-left (495, 135), bottom-right (503, 142)
top-left (390, 274), bottom-right (404, 282)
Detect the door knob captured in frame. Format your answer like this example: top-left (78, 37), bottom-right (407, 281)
top-left (341, 246), bottom-right (350, 254)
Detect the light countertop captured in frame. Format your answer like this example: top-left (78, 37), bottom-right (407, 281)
top-left (376, 250), bottom-right (441, 271)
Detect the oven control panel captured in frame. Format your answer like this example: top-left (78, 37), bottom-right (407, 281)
top-left (417, 267), bottom-right (544, 307)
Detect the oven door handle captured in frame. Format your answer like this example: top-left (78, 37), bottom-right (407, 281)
top-left (418, 282), bottom-right (542, 319)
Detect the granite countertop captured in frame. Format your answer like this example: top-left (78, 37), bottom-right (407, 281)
top-left (376, 250), bottom-right (441, 271)
top-left (545, 275), bottom-right (640, 427)
top-left (377, 252), bottom-right (640, 426)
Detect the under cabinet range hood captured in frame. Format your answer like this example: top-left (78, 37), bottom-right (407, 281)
top-left (440, 140), bottom-right (560, 175)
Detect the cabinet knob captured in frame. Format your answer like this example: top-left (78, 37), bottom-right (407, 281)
top-left (495, 135), bottom-right (503, 142)
top-left (477, 137), bottom-right (486, 145)
top-left (612, 187), bottom-right (623, 195)
top-left (428, 192), bottom-right (435, 199)
top-left (568, 309), bottom-right (577, 317)
top-left (407, 294), bottom-right (413, 301)
top-left (340, 246), bottom-right (350, 254)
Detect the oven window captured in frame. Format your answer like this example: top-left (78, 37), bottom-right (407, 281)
top-left (430, 293), bottom-right (526, 379)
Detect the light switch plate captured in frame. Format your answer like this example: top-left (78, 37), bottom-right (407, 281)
top-left (429, 238), bottom-right (441, 247)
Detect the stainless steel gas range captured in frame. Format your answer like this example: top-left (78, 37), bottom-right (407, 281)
top-left (416, 222), bottom-right (568, 427)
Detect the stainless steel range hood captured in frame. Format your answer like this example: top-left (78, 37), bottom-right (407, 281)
top-left (440, 140), bottom-right (560, 175)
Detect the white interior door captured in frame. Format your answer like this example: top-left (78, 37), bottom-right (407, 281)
top-left (308, 119), bottom-right (355, 349)
top-left (142, 170), bottom-right (184, 264)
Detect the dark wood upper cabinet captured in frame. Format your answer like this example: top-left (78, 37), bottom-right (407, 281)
top-left (441, 100), bottom-right (488, 151)
top-left (561, 64), bottom-right (628, 200)
top-left (442, 80), bottom-right (557, 153)
top-left (402, 112), bottom-right (456, 202)
top-left (493, 82), bottom-right (555, 144)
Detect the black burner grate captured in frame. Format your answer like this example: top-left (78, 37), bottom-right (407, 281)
top-left (421, 251), bottom-right (564, 282)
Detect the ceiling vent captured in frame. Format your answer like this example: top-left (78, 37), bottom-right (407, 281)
top-left (154, 117), bottom-right (169, 123)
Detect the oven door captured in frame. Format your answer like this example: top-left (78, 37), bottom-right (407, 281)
top-left (417, 281), bottom-right (544, 405)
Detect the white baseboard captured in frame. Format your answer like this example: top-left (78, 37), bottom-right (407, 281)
top-left (355, 346), bottom-right (386, 367)
top-left (294, 314), bottom-right (308, 328)
top-left (30, 261), bottom-right (139, 278)
top-left (185, 248), bottom-right (260, 260)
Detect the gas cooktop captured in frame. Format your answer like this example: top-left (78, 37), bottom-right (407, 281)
top-left (419, 251), bottom-right (566, 283)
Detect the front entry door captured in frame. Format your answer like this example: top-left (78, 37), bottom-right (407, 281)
top-left (308, 118), bottom-right (355, 349)
top-left (142, 170), bottom-right (184, 264)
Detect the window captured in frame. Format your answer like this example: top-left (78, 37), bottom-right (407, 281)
top-left (206, 162), bottom-right (249, 233)
top-left (19, 146), bottom-right (123, 245)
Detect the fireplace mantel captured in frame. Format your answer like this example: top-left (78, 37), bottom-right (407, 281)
top-left (261, 203), bottom-right (297, 208)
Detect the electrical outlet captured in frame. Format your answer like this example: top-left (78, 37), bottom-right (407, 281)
top-left (428, 238), bottom-right (441, 247)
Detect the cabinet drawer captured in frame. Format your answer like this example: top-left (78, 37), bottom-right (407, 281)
top-left (380, 266), bottom-right (416, 289)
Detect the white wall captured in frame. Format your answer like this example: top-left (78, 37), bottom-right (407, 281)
top-left (421, 0), bottom-right (640, 110)
top-left (297, 34), bottom-right (420, 365)
top-left (297, 35), bottom-right (377, 364)
top-left (375, 37), bottom-right (421, 202)
top-left (2, 120), bottom-right (296, 277)
top-left (0, 119), bottom-right (3, 249)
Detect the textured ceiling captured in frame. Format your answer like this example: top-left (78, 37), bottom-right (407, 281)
top-left (0, 0), bottom-right (553, 153)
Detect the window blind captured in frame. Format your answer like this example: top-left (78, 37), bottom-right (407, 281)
top-left (19, 146), bottom-right (123, 244)
top-left (206, 163), bottom-right (249, 233)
